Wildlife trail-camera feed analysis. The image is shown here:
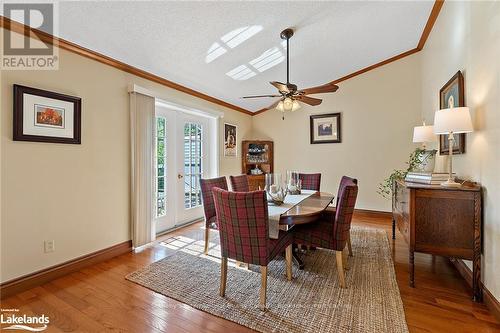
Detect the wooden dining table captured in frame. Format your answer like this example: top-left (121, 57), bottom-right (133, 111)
top-left (278, 191), bottom-right (335, 269)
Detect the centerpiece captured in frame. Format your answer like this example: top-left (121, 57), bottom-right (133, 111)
top-left (265, 173), bottom-right (288, 205)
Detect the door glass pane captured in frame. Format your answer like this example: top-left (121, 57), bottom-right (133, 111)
top-left (184, 122), bottom-right (203, 209)
top-left (155, 117), bottom-right (167, 217)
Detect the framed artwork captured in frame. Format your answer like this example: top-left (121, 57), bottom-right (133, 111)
top-left (13, 85), bottom-right (81, 144)
top-left (224, 123), bottom-right (237, 157)
top-left (439, 71), bottom-right (465, 155)
top-left (310, 113), bottom-right (341, 144)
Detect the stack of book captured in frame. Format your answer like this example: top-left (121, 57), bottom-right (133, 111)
top-left (405, 172), bottom-right (454, 185)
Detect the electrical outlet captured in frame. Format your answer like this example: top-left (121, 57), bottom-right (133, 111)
top-left (44, 240), bottom-right (55, 253)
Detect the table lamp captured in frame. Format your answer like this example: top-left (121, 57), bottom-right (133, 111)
top-left (433, 107), bottom-right (473, 187)
top-left (413, 123), bottom-right (437, 172)
top-left (413, 123), bottom-right (436, 150)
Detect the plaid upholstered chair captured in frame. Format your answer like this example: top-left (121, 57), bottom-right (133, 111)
top-left (293, 177), bottom-right (358, 288)
top-left (229, 174), bottom-right (249, 192)
top-left (212, 188), bottom-right (293, 310)
top-left (298, 173), bottom-right (321, 191)
top-left (336, 176), bottom-right (358, 257)
top-left (200, 176), bottom-right (228, 254)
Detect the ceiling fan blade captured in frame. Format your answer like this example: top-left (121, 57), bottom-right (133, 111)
top-left (299, 83), bottom-right (339, 95)
top-left (241, 94), bottom-right (282, 99)
top-left (296, 95), bottom-right (322, 106)
top-left (270, 81), bottom-right (290, 93)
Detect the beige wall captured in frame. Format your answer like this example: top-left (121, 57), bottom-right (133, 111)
top-left (0, 29), bottom-right (251, 282)
top-left (252, 54), bottom-right (422, 211)
top-left (420, 1), bottom-right (500, 300)
top-left (3, 1), bottom-right (498, 303)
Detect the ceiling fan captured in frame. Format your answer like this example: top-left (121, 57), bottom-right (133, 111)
top-left (241, 28), bottom-right (339, 118)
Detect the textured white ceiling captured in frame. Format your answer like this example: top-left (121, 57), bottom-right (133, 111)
top-left (18, 1), bottom-right (434, 112)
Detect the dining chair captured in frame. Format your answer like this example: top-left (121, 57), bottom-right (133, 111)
top-left (292, 177), bottom-right (358, 288)
top-left (212, 188), bottom-right (293, 310)
top-left (298, 173), bottom-right (321, 191)
top-left (200, 176), bottom-right (228, 255)
top-left (336, 176), bottom-right (358, 257)
top-left (229, 174), bottom-right (249, 192)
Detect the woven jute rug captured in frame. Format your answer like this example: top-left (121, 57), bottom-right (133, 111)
top-left (126, 227), bottom-right (408, 333)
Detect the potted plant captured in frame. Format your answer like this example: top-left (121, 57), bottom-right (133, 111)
top-left (377, 148), bottom-right (434, 199)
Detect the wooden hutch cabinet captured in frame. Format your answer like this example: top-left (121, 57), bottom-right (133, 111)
top-left (392, 179), bottom-right (482, 301)
top-left (241, 140), bottom-right (274, 191)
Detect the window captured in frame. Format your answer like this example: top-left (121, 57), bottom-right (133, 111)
top-left (184, 122), bottom-right (203, 208)
top-left (155, 117), bottom-right (167, 217)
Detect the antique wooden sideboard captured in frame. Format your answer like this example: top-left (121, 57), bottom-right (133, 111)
top-left (392, 179), bottom-right (482, 301)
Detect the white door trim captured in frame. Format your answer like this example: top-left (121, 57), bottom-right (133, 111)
top-left (152, 97), bottom-right (220, 233)
top-left (129, 83), bottom-right (225, 119)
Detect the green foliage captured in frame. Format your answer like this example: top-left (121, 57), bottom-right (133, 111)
top-left (377, 148), bottom-right (432, 199)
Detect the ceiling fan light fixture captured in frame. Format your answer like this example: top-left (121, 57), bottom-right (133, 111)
top-left (283, 97), bottom-right (294, 112)
top-left (275, 98), bottom-right (301, 113)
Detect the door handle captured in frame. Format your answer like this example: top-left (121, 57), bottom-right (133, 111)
top-left (178, 174), bottom-right (184, 179)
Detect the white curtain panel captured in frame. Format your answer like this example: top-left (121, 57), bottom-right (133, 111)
top-left (130, 92), bottom-right (155, 248)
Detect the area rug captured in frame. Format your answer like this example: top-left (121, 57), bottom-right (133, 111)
top-left (126, 227), bottom-right (408, 333)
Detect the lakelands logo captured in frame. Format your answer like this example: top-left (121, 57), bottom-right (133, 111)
top-left (2, 1), bottom-right (59, 70)
top-left (1, 309), bottom-right (49, 332)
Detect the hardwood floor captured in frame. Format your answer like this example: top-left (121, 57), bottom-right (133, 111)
top-left (2, 214), bottom-right (499, 332)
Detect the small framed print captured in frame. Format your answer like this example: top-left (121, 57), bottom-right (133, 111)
top-left (439, 71), bottom-right (465, 155)
top-left (13, 85), bottom-right (81, 144)
top-left (224, 123), bottom-right (237, 157)
top-left (310, 113), bottom-right (341, 144)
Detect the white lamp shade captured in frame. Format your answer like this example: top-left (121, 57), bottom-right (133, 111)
top-left (413, 125), bottom-right (436, 143)
top-left (433, 107), bottom-right (473, 134)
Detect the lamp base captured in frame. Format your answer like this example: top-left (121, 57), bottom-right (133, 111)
top-left (440, 179), bottom-right (462, 188)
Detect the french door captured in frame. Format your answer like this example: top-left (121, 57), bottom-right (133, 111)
top-left (154, 107), bottom-right (213, 233)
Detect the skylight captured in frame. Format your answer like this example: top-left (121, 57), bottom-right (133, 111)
top-left (249, 47), bottom-right (285, 72)
top-left (226, 65), bottom-right (256, 81)
top-left (221, 26), bottom-right (263, 49)
top-left (205, 42), bottom-right (227, 63)
top-left (205, 25), bottom-right (263, 63)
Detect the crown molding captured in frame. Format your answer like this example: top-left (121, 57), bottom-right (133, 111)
top-left (254, 0), bottom-right (444, 116)
top-left (0, 16), bottom-right (254, 116)
top-left (1, 1), bottom-right (444, 117)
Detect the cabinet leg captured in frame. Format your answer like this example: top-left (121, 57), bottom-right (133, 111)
top-left (409, 250), bottom-right (415, 288)
top-left (472, 251), bottom-right (482, 302)
top-left (392, 218), bottom-right (396, 240)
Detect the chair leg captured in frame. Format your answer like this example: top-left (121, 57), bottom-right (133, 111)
top-left (347, 233), bottom-right (353, 257)
top-left (342, 247), bottom-right (349, 271)
top-left (259, 266), bottom-right (268, 311)
top-left (285, 245), bottom-right (293, 281)
top-left (204, 227), bottom-right (210, 255)
top-left (220, 257), bottom-right (228, 297)
top-left (335, 251), bottom-right (346, 288)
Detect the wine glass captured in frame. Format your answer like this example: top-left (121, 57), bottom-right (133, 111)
top-left (286, 171), bottom-right (301, 194)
